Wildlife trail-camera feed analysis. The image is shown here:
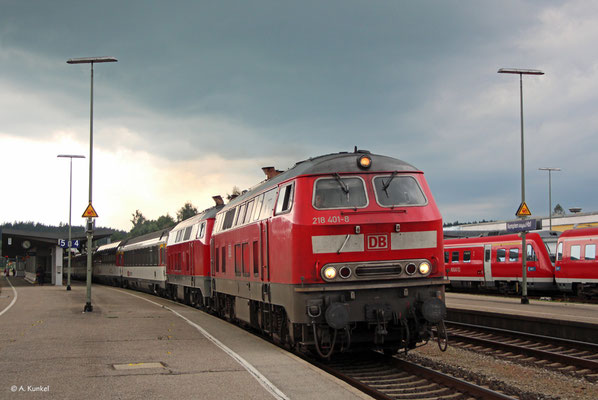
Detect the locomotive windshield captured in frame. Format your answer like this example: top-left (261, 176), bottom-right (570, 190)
top-left (373, 175), bottom-right (426, 207)
top-left (313, 177), bottom-right (367, 209)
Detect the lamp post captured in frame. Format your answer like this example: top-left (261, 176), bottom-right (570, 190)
top-left (57, 154), bottom-right (85, 290)
top-left (498, 67), bottom-right (544, 305)
top-left (67, 56), bottom-right (117, 312)
top-left (538, 167), bottom-right (561, 231)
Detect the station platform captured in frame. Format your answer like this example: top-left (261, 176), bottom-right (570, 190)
top-left (0, 277), bottom-right (371, 400)
top-left (446, 292), bottom-right (598, 325)
top-left (445, 292), bottom-right (598, 342)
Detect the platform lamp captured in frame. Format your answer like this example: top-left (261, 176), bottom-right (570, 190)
top-left (67, 56), bottom-right (117, 312)
top-left (538, 167), bottom-right (561, 231)
top-left (498, 67), bottom-right (545, 305)
top-left (57, 154), bottom-right (85, 291)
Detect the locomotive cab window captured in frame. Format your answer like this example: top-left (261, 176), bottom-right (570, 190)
top-left (197, 222), bottom-right (206, 239)
top-left (313, 176), bottom-right (367, 209)
top-left (373, 175), bottom-right (427, 207)
top-left (557, 242), bottom-right (563, 261)
top-left (527, 244), bottom-right (537, 261)
top-left (275, 182), bottom-right (294, 215)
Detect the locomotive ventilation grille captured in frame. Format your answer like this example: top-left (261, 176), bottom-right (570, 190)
top-left (321, 259), bottom-right (432, 282)
top-left (355, 265), bottom-right (402, 276)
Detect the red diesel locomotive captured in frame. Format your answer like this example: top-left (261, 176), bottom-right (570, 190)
top-left (209, 150), bottom-right (447, 356)
top-left (444, 233), bottom-right (555, 293)
top-left (78, 150), bottom-right (447, 357)
top-left (165, 200), bottom-right (223, 305)
top-left (555, 227), bottom-right (598, 297)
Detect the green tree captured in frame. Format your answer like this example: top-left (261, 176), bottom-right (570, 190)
top-left (157, 214), bottom-right (176, 229)
top-left (177, 202), bottom-right (197, 222)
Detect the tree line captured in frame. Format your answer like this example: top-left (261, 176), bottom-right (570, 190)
top-left (1, 201), bottom-right (200, 243)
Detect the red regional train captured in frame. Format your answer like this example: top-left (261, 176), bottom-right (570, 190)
top-left (555, 227), bottom-right (598, 297)
top-left (74, 150), bottom-right (449, 357)
top-left (444, 233), bottom-right (555, 293)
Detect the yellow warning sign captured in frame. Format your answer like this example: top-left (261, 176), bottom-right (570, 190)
top-left (82, 203), bottom-right (98, 218)
top-left (516, 202), bottom-right (532, 217)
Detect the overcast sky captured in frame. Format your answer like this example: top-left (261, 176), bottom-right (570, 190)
top-left (1, 0), bottom-right (597, 231)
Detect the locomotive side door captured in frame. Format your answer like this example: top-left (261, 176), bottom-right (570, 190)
top-left (260, 219), bottom-right (271, 302)
top-left (483, 244), bottom-right (493, 284)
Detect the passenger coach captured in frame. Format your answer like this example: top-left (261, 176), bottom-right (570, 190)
top-left (210, 150), bottom-right (447, 356)
top-left (555, 227), bottom-right (598, 296)
top-left (444, 233), bottom-right (555, 293)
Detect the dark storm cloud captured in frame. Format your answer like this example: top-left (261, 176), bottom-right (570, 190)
top-left (1, 0), bottom-right (596, 225)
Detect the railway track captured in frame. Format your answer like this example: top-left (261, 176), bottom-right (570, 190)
top-left (445, 321), bottom-right (598, 382)
top-left (311, 351), bottom-right (515, 400)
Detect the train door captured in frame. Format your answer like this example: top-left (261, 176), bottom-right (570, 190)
top-left (483, 244), bottom-right (493, 284)
top-left (259, 219), bottom-right (271, 303)
top-left (260, 220), bottom-right (270, 282)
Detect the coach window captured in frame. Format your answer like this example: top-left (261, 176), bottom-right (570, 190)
top-left (571, 245), bottom-right (581, 261)
top-left (585, 244), bottom-right (596, 260)
top-left (509, 248), bottom-right (519, 262)
top-left (444, 251), bottom-right (449, 264)
top-left (275, 182), bottom-right (294, 215)
top-left (373, 175), bottom-right (427, 207)
top-left (497, 248), bottom-right (506, 262)
top-left (313, 176), bottom-right (367, 209)
top-left (463, 251), bottom-right (471, 263)
top-left (451, 251), bottom-right (459, 263)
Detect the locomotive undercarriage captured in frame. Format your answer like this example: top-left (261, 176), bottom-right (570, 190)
top-left (208, 278), bottom-right (447, 358)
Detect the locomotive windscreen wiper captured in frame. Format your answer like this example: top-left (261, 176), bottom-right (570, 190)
top-left (382, 171), bottom-right (399, 197)
top-left (334, 173), bottom-right (350, 201)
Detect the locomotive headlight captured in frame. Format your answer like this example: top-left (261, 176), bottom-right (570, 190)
top-left (419, 261), bottom-right (431, 275)
top-left (323, 266), bottom-right (337, 280)
top-left (357, 155), bottom-right (372, 169)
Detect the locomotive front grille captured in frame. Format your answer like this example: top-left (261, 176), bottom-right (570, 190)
top-left (355, 265), bottom-right (402, 277)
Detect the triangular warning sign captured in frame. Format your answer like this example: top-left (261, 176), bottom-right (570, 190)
top-left (82, 203), bottom-right (98, 218)
top-left (516, 202), bottom-right (532, 217)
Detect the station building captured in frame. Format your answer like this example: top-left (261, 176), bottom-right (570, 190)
top-left (445, 211), bottom-right (598, 233)
top-left (1, 228), bottom-right (114, 284)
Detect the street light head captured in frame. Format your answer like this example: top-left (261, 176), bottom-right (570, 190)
top-left (67, 56), bottom-right (118, 64)
top-left (539, 167), bottom-right (561, 172)
top-left (58, 154), bottom-right (86, 159)
top-left (498, 68), bottom-right (544, 75)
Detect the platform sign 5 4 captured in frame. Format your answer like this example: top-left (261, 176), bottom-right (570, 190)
top-left (58, 239), bottom-right (80, 249)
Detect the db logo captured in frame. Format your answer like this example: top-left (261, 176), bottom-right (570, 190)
top-left (367, 234), bottom-right (388, 250)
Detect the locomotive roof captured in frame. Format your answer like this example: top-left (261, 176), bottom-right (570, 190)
top-left (172, 205), bottom-right (223, 231)
top-left (225, 151), bottom-right (420, 208)
top-left (119, 228), bottom-right (171, 248)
